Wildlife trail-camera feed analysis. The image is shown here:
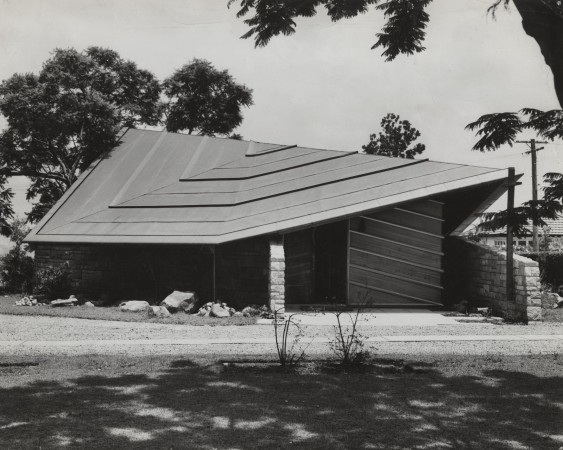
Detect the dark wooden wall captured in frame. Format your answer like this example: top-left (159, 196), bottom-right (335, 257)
top-left (348, 199), bottom-right (444, 307)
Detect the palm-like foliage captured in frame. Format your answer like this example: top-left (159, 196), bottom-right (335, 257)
top-left (228, 0), bottom-right (432, 61)
top-left (467, 108), bottom-right (563, 234)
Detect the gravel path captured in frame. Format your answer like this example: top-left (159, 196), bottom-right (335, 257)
top-left (1, 314), bottom-right (562, 357)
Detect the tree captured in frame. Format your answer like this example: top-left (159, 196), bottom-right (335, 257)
top-left (466, 108), bottom-right (563, 234)
top-left (0, 47), bottom-right (162, 223)
top-left (228, 0), bottom-right (563, 108)
top-left (0, 50), bottom-right (254, 225)
top-left (362, 113), bottom-right (425, 158)
top-left (162, 59), bottom-right (253, 136)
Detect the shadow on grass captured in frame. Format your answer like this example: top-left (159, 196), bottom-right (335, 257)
top-left (0, 356), bottom-right (562, 449)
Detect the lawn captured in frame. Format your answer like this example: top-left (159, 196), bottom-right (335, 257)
top-left (0, 295), bottom-right (257, 326)
top-left (0, 354), bottom-right (561, 449)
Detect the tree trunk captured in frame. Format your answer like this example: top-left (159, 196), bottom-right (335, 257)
top-left (512, 0), bottom-right (563, 108)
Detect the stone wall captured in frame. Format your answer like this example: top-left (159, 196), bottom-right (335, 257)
top-left (34, 237), bottom-right (270, 308)
top-left (268, 237), bottom-right (285, 313)
top-left (444, 237), bottom-right (541, 321)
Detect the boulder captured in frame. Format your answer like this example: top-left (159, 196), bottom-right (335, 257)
top-left (50, 297), bottom-right (79, 307)
top-left (84, 301), bottom-right (95, 308)
top-left (148, 305), bottom-right (172, 318)
top-left (120, 300), bottom-right (150, 312)
top-left (210, 303), bottom-right (230, 318)
top-left (160, 291), bottom-right (199, 314)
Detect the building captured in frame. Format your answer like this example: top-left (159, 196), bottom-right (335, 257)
top-left (26, 128), bottom-right (512, 310)
top-left (480, 219), bottom-right (563, 249)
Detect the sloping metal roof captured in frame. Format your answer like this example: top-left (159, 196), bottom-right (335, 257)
top-left (26, 128), bottom-right (510, 244)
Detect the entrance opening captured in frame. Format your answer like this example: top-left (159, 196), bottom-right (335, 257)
top-left (284, 220), bottom-right (348, 305)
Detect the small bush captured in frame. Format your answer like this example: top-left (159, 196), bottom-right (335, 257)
top-left (273, 310), bottom-right (309, 368)
top-left (0, 247), bottom-right (34, 294)
top-left (519, 252), bottom-right (563, 289)
top-left (330, 309), bottom-right (370, 366)
top-left (34, 263), bottom-right (71, 300)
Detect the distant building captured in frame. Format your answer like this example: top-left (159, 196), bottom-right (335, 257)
top-left (480, 218), bottom-right (563, 250)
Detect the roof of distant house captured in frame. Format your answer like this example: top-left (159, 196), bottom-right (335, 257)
top-left (26, 128), bottom-right (510, 245)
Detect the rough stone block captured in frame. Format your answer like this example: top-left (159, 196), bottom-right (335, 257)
top-left (526, 306), bottom-right (542, 321)
top-left (270, 261), bottom-right (285, 271)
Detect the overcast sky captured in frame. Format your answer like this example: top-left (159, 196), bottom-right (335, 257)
top-left (0, 0), bottom-right (561, 219)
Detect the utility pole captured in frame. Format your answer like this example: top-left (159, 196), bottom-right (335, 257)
top-left (506, 167), bottom-right (520, 305)
top-left (516, 138), bottom-right (548, 252)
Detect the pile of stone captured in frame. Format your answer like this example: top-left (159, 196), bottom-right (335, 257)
top-left (196, 301), bottom-right (238, 318)
top-left (14, 296), bottom-right (38, 306)
top-left (119, 290), bottom-right (199, 318)
top-left (240, 304), bottom-right (273, 318)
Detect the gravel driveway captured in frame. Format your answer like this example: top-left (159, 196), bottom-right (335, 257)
top-left (1, 314), bottom-right (562, 358)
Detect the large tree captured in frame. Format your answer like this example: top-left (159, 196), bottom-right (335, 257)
top-left (362, 113), bottom-right (425, 159)
top-left (0, 47), bottom-right (162, 224)
top-left (0, 50), bottom-right (254, 228)
top-left (163, 59), bottom-right (253, 136)
top-left (228, 0), bottom-right (563, 108)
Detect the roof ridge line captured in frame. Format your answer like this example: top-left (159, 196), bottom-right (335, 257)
top-left (183, 152), bottom-right (356, 182)
top-left (110, 131), bottom-right (170, 207)
top-left (246, 143), bottom-right (297, 157)
top-left (112, 160), bottom-right (458, 209)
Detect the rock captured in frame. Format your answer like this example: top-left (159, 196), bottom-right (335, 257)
top-left (147, 305), bottom-right (172, 318)
top-left (120, 300), bottom-right (150, 312)
top-left (210, 303), bottom-right (230, 318)
top-left (50, 298), bottom-right (79, 307)
top-left (241, 305), bottom-right (261, 317)
top-left (160, 291), bottom-right (199, 314)
top-left (31, 299), bottom-right (37, 305)
top-left (84, 301), bottom-right (95, 307)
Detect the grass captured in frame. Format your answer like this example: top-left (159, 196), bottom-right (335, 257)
top-left (0, 354), bottom-right (561, 449)
top-left (0, 295), bottom-right (257, 326)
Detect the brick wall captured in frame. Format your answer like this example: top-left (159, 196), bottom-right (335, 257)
top-left (34, 237), bottom-right (270, 307)
top-left (444, 237), bottom-right (541, 321)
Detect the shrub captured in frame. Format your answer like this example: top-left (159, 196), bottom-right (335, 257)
top-left (330, 309), bottom-right (369, 366)
top-left (273, 309), bottom-right (309, 368)
top-left (34, 263), bottom-right (70, 300)
top-left (519, 251), bottom-right (563, 289)
top-left (0, 247), bottom-right (34, 294)
top-left (0, 217), bottom-right (34, 294)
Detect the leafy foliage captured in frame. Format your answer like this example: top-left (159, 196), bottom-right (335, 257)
top-left (163, 59), bottom-right (253, 136)
top-left (0, 49), bottom-right (254, 225)
top-left (0, 218), bottom-right (33, 293)
top-left (362, 113), bottom-right (425, 158)
top-left (373, 0), bottom-right (432, 61)
top-left (467, 107), bottom-right (563, 235)
top-left (519, 251), bottom-right (563, 290)
top-left (228, 0), bottom-right (432, 61)
top-left (33, 262), bottom-right (70, 300)
top-left (466, 109), bottom-right (563, 151)
top-left (0, 47), bottom-right (161, 222)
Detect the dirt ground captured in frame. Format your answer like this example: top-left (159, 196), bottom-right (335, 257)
top-left (0, 314), bottom-right (562, 449)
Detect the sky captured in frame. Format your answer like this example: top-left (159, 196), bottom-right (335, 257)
top-left (0, 0), bottom-right (561, 222)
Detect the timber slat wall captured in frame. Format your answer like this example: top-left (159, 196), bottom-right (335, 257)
top-left (284, 229), bottom-right (314, 304)
top-left (348, 199), bottom-right (444, 307)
